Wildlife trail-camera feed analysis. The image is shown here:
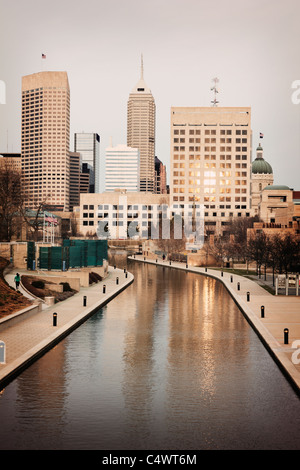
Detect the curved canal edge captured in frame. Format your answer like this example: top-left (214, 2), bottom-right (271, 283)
top-left (129, 255), bottom-right (300, 396)
top-left (0, 267), bottom-right (134, 391)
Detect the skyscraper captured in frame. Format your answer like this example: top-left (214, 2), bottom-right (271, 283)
top-left (21, 71), bottom-right (70, 211)
top-left (74, 132), bottom-right (100, 193)
top-left (105, 144), bottom-right (140, 192)
top-left (170, 106), bottom-right (252, 236)
top-left (127, 57), bottom-right (155, 193)
top-left (155, 156), bottom-right (167, 194)
top-left (69, 151), bottom-right (81, 210)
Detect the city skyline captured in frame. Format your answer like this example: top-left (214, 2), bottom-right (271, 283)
top-left (0, 0), bottom-right (300, 191)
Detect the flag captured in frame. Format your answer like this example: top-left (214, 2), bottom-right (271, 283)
top-left (42, 54), bottom-right (46, 59)
top-left (259, 132), bottom-right (264, 138)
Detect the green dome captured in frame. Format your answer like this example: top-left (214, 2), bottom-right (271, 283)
top-left (252, 157), bottom-right (273, 174)
top-left (263, 184), bottom-right (290, 191)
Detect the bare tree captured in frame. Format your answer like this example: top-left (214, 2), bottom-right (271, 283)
top-left (0, 161), bottom-right (23, 241)
top-left (273, 233), bottom-right (300, 274)
top-left (20, 194), bottom-right (52, 241)
top-left (156, 214), bottom-right (186, 257)
top-left (247, 231), bottom-right (269, 277)
top-left (209, 235), bottom-right (228, 268)
top-left (226, 215), bottom-right (261, 262)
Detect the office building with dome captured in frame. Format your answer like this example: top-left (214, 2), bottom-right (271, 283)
top-left (251, 143), bottom-right (274, 215)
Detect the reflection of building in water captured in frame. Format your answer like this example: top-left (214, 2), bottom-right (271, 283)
top-left (166, 271), bottom-right (250, 401)
top-left (121, 264), bottom-right (170, 437)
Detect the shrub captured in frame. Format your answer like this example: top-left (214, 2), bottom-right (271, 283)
top-left (59, 282), bottom-right (72, 292)
top-left (32, 280), bottom-right (45, 289)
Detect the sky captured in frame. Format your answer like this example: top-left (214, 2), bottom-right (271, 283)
top-left (0, 0), bottom-right (300, 192)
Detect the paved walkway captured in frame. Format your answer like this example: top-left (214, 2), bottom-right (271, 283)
top-left (0, 266), bottom-right (133, 389)
top-left (130, 255), bottom-right (300, 394)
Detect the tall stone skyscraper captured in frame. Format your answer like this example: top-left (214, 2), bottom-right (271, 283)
top-left (21, 71), bottom-right (70, 211)
top-left (127, 57), bottom-right (155, 192)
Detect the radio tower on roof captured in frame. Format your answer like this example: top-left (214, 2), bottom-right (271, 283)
top-left (211, 77), bottom-right (219, 106)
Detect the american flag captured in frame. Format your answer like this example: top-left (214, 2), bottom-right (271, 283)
top-left (45, 216), bottom-right (58, 225)
top-left (42, 54), bottom-right (46, 59)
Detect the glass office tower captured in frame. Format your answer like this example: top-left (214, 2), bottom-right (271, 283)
top-left (74, 132), bottom-right (100, 193)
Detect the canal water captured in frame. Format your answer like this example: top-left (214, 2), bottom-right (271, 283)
top-left (0, 260), bottom-right (299, 450)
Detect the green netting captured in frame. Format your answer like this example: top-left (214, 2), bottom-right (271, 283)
top-left (96, 240), bottom-right (108, 266)
top-left (39, 239), bottom-right (108, 270)
top-left (51, 246), bottom-right (63, 270)
top-left (69, 246), bottom-right (82, 268)
top-left (63, 239), bottom-right (108, 267)
top-left (27, 242), bottom-right (35, 270)
top-left (39, 247), bottom-right (50, 270)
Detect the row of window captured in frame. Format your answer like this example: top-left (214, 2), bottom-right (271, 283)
top-left (174, 129), bottom-right (248, 135)
top-left (174, 138), bottom-right (247, 143)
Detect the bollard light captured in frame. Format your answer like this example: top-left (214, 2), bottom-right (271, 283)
top-left (261, 305), bottom-right (265, 318)
top-left (125, 272), bottom-right (128, 278)
top-left (103, 285), bottom-right (106, 294)
top-left (53, 312), bottom-right (57, 327)
top-left (83, 295), bottom-right (87, 306)
top-left (186, 264), bottom-right (188, 269)
top-left (247, 292), bottom-right (250, 302)
top-left (237, 282), bottom-right (240, 291)
top-left (230, 275), bottom-right (233, 283)
top-left (221, 271), bottom-right (223, 277)
top-left (205, 267), bottom-right (207, 272)
top-left (284, 328), bottom-right (289, 344)
top-left (116, 277), bottom-right (119, 285)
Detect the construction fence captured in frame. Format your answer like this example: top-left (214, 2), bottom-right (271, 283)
top-left (27, 239), bottom-right (108, 271)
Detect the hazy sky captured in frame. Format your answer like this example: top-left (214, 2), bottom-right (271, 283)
top-left (1, 0), bottom-right (300, 191)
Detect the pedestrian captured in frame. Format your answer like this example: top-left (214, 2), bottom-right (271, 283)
top-left (14, 273), bottom-right (21, 290)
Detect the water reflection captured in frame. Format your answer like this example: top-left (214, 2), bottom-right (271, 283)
top-left (0, 260), bottom-right (299, 450)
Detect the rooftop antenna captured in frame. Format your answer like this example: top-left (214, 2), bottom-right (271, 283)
top-left (211, 77), bottom-right (219, 106)
top-left (141, 53), bottom-right (144, 79)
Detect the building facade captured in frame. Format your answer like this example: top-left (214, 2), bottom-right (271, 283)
top-left (170, 106), bottom-right (252, 236)
top-left (251, 143), bottom-right (273, 215)
top-left (21, 71), bottom-right (70, 211)
top-left (69, 151), bottom-right (81, 210)
top-left (155, 156), bottom-right (167, 194)
top-left (74, 132), bottom-right (100, 193)
top-left (79, 190), bottom-right (169, 239)
top-left (105, 144), bottom-right (139, 192)
top-left (127, 58), bottom-right (156, 193)
top-left (258, 185), bottom-right (296, 226)
top-left (0, 153), bottom-right (21, 172)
